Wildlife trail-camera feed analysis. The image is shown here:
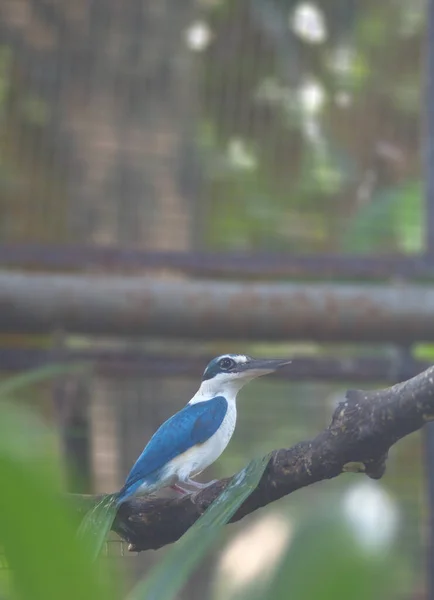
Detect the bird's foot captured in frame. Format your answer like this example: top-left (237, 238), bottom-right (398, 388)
top-left (185, 478), bottom-right (218, 490)
top-left (170, 484), bottom-right (191, 495)
top-left (171, 479), bottom-right (219, 499)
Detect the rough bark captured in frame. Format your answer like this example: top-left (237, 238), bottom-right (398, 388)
top-left (73, 363), bottom-right (434, 552)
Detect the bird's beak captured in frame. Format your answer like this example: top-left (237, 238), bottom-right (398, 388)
top-left (238, 358), bottom-right (291, 377)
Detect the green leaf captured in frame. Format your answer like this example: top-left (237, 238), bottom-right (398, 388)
top-left (77, 493), bottom-right (119, 562)
top-left (128, 454), bottom-right (270, 600)
top-left (0, 400), bottom-right (114, 600)
top-left (0, 362), bottom-right (90, 398)
top-left (341, 181), bottom-right (422, 254)
top-left (413, 343), bottom-right (434, 361)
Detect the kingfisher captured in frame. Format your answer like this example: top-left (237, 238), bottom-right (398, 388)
top-left (78, 354), bottom-right (290, 558)
top-left (116, 353), bottom-right (290, 503)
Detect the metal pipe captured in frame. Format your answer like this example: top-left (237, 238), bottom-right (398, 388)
top-left (0, 272), bottom-right (434, 341)
top-left (424, 0), bottom-right (434, 594)
top-left (0, 347), bottom-right (428, 384)
top-left (0, 243), bottom-right (434, 280)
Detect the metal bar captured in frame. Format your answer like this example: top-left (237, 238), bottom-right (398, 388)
top-left (50, 332), bottom-right (91, 492)
top-left (1, 272), bottom-right (434, 342)
top-left (426, 0), bottom-right (434, 256)
top-left (0, 347), bottom-right (429, 383)
top-left (0, 243), bottom-right (433, 280)
top-left (424, 0), bottom-right (434, 595)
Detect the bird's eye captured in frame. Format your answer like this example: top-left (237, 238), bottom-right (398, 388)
top-left (219, 357), bottom-right (235, 370)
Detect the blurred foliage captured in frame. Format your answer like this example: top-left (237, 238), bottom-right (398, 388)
top-left (198, 0), bottom-right (423, 253)
top-left (0, 0), bottom-right (424, 254)
top-left (0, 362), bottom-right (89, 398)
top-left (0, 364), bottom-right (116, 600)
top-left (341, 181), bottom-right (422, 253)
top-left (238, 494), bottom-right (401, 600)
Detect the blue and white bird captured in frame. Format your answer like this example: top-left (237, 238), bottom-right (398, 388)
top-left (116, 353), bottom-right (290, 503)
top-left (79, 354), bottom-right (289, 557)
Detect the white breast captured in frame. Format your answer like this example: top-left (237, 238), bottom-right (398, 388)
top-left (168, 401), bottom-right (237, 482)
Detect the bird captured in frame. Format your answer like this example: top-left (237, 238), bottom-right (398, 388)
top-left (117, 353), bottom-right (290, 503)
top-left (78, 353), bottom-right (290, 558)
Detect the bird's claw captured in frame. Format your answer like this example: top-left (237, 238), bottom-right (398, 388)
top-left (170, 484), bottom-right (191, 496)
top-left (171, 478), bottom-right (220, 500)
top-left (185, 478), bottom-right (218, 489)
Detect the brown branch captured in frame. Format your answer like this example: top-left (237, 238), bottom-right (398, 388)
top-left (74, 364), bottom-right (434, 552)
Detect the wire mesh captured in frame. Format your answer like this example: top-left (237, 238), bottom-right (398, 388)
top-left (0, 0), bottom-right (425, 259)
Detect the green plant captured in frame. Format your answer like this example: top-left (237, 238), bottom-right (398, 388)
top-left (0, 363), bottom-right (116, 600)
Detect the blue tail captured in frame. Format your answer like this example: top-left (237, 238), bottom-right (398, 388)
top-left (116, 479), bottom-right (148, 506)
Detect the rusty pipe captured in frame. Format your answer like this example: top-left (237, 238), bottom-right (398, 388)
top-left (0, 271), bottom-right (432, 342)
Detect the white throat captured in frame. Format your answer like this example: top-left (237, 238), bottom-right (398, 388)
top-left (188, 375), bottom-right (248, 405)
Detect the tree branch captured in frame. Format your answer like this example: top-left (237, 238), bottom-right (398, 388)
top-left (75, 364), bottom-right (434, 552)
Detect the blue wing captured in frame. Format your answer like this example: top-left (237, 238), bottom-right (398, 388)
top-left (119, 396), bottom-right (228, 497)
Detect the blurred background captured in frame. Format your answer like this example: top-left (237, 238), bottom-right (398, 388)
top-left (0, 0), bottom-right (429, 598)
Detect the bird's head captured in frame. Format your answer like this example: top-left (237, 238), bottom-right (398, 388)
top-left (198, 353), bottom-right (290, 397)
